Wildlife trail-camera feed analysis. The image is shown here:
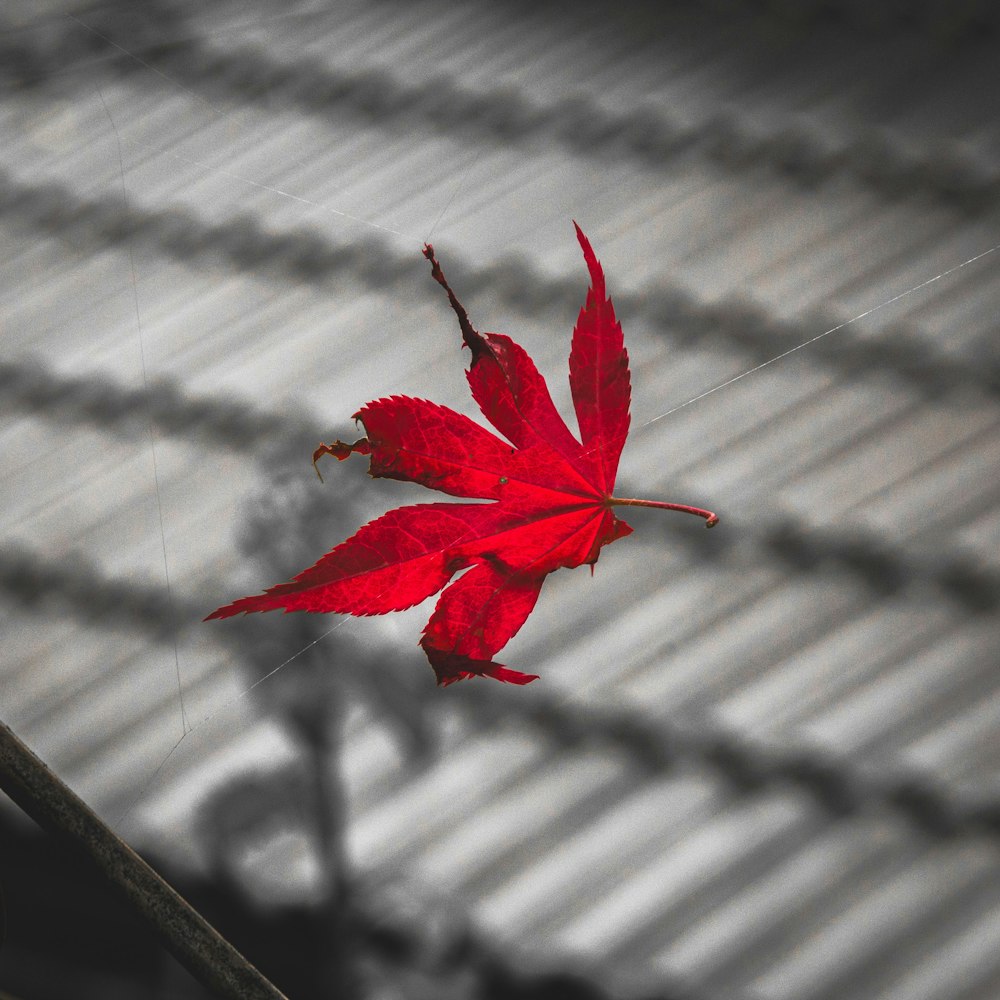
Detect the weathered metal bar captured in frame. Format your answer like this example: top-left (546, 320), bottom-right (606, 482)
top-left (0, 718), bottom-right (289, 1000)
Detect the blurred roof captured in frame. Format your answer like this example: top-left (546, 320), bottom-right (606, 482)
top-left (2, 2), bottom-right (999, 998)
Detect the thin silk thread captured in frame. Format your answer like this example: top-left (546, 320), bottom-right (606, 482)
top-left (635, 242), bottom-right (1000, 431)
top-left (97, 86), bottom-right (189, 739)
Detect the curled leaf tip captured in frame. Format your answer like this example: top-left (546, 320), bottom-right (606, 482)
top-left (423, 240), bottom-right (480, 353)
top-left (312, 439), bottom-right (371, 481)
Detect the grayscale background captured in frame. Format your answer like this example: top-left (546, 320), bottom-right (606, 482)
top-left (1, 2), bottom-right (999, 998)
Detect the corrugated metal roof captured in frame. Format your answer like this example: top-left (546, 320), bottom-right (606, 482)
top-left (2, 1), bottom-right (999, 997)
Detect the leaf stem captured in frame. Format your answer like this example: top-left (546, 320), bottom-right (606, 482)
top-left (608, 496), bottom-right (719, 527)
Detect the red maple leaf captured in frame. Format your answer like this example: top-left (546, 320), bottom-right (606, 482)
top-left (207, 224), bottom-right (717, 686)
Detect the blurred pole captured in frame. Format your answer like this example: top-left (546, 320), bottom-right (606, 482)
top-left (0, 718), bottom-right (289, 1000)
